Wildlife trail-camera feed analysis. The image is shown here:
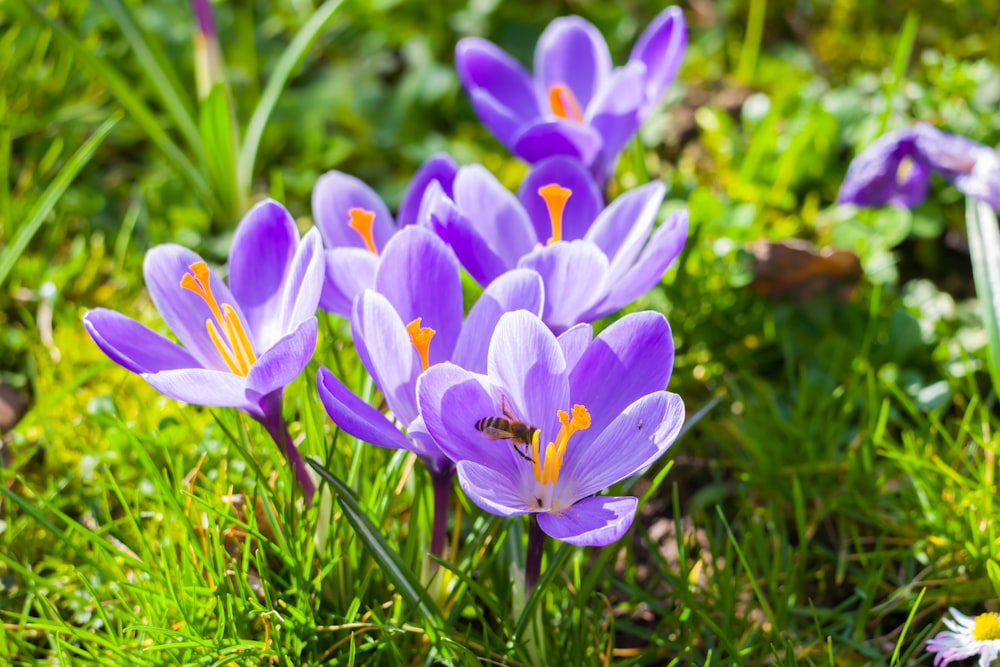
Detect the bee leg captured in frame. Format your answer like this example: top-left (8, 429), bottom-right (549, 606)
top-left (512, 444), bottom-right (534, 463)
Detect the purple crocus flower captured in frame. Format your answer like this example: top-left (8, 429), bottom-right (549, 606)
top-left (83, 200), bottom-right (324, 501)
top-left (417, 309), bottom-right (683, 571)
top-left (421, 155), bottom-right (688, 333)
top-left (312, 154), bottom-right (459, 316)
top-left (455, 6), bottom-right (686, 181)
top-left (838, 122), bottom-right (1000, 211)
top-left (316, 225), bottom-right (544, 555)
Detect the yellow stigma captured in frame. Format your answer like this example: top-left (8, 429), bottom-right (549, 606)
top-left (532, 404), bottom-right (590, 486)
top-left (405, 317), bottom-right (436, 372)
top-left (347, 207), bottom-right (378, 255)
top-left (538, 183), bottom-right (572, 245)
top-left (179, 261), bottom-right (257, 376)
top-left (548, 83), bottom-right (584, 123)
top-left (973, 613), bottom-right (1000, 641)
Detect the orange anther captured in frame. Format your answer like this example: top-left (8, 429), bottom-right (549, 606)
top-left (405, 318), bottom-right (436, 372)
top-left (347, 208), bottom-right (378, 254)
top-left (548, 83), bottom-right (584, 123)
top-left (537, 183), bottom-right (572, 245)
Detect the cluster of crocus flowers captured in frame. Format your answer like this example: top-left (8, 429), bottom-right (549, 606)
top-left (84, 200), bottom-right (324, 501)
top-left (456, 6), bottom-right (686, 182)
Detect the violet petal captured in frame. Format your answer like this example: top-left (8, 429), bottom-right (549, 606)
top-left (316, 366), bottom-right (416, 452)
top-left (629, 5), bottom-right (687, 116)
top-left (518, 155), bottom-right (603, 242)
top-left (83, 308), bottom-right (199, 374)
top-left (534, 16), bottom-right (612, 111)
top-left (312, 170), bottom-right (396, 252)
top-left (537, 495), bottom-right (637, 546)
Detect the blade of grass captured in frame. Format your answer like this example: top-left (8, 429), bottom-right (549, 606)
top-left (966, 197), bottom-right (1000, 392)
top-left (876, 11), bottom-right (918, 135)
top-left (238, 0), bottom-right (344, 195)
top-left (0, 113), bottom-right (120, 287)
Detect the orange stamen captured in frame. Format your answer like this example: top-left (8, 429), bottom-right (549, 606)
top-left (548, 83), bottom-right (584, 123)
top-left (179, 261), bottom-right (257, 376)
top-left (405, 317), bottom-right (436, 372)
top-left (534, 404), bottom-right (591, 485)
top-left (538, 183), bottom-right (572, 245)
top-left (347, 207), bottom-right (378, 255)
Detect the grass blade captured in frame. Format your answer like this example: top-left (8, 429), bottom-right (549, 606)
top-left (0, 113), bottom-right (120, 287)
top-left (966, 197), bottom-right (1000, 392)
top-left (238, 0), bottom-right (344, 195)
top-left (876, 11), bottom-right (918, 135)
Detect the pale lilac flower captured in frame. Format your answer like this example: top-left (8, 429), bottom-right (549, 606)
top-left (84, 200), bottom-right (324, 500)
top-left (927, 607), bottom-right (1000, 666)
top-left (312, 154), bottom-right (459, 315)
top-left (456, 6), bottom-right (686, 181)
top-left (838, 122), bottom-right (1000, 211)
top-left (417, 309), bottom-right (684, 547)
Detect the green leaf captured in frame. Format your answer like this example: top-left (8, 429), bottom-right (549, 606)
top-left (238, 0), bottom-right (345, 195)
top-left (0, 113), bottom-right (120, 287)
top-left (198, 83), bottom-right (241, 220)
top-left (966, 197), bottom-right (1000, 392)
top-left (306, 458), bottom-right (444, 642)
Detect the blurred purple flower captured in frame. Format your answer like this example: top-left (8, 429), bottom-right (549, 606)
top-left (191, 0), bottom-right (223, 100)
top-left (838, 122), bottom-right (1000, 211)
top-left (417, 309), bottom-right (684, 547)
top-left (455, 6), bottom-right (686, 181)
top-left (84, 200), bottom-right (324, 501)
top-left (421, 155), bottom-right (687, 333)
top-left (312, 154), bottom-right (459, 316)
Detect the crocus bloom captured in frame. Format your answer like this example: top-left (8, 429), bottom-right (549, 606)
top-left (838, 122), bottom-right (1000, 211)
top-left (316, 226), bottom-right (544, 475)
top-left (421, 155), bottom-right (687, 333)
top-left (417, 309), bottom-right (684, 547)
top-left (312, 154), bottom-right (459, 316)
top-left (926, 607), bottom-right (1000, 666)
top-left (84, 200), bottom-right (324, 500)
top-left (455, 6), bottom-right (686, 181)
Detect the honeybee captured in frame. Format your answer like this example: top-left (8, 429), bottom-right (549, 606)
top-left (475, 397), bottom-right (538, 463)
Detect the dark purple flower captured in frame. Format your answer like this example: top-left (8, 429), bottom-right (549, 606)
top-left (316, 226), bottom-right (544, 479)
top-left (312, 154), bottom-right (459, 315)
top-left (421, 155), bottom-right (688, 333)
top-left (84, 200), bottom-right (324, 500)
top-left (455, 6), bottom-right (686, 181)
top-left (838, 122), bottom-right (1000, 211)
top-left (417, 309), bottom-right (684, 547)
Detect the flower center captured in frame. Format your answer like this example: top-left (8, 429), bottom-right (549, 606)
top-left (538, 183), bottom-right (572, 245)
top-left (405, 318), bottom-right (436, 372)
top-left (347, 207), bottom-right (378, 254)
top-left (548, 83), bottom-right (584, 123)
top-left (179, 261), bottom-right (257, 376)
top-left (973, 613), bottom-right (1000, 641)
top-left (531, 404), bottom-right (591, 486)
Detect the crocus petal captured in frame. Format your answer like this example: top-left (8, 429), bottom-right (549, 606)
top-left (534, 16), bottom-right (612, 111)
top-left (584, 181), bottom-right (665, 280)
top-left (397, 153), bottom-right (459, 229)
top-left (568, 311), bottom-right (674, 437)
top-left (512, 121), bottom-right (603, 167)
top-left (537, 495), bottom-right (637, 546)
top-left (352, 291), bottom-right (420, 424)
top-left (320, 247), bottom-right (378, 317)
top-left (518, 156), bottom-right (603, 242)
top-left (434, 200), bottom-right (510, 286)
top-left (277, 228), bottom-right (325, 336)
top-left (417, 363), bottom-right (521, 477)
top-left (454, 164), bottom-right (539, 258)
top-left (629, 5), bottom-right (687, 115)
top-left (587, 209), bottom-right (688, 319)
top-left (586, 62), bottom-right (646, 175)
top-left (143, 367), bottom-right (252, 410)
top-left (837, 127), bottom-right (930, 208)
top-left (912, 122), bottom-right (1000, 210)
top-left (556, 322), bottom-right (592, 374)
top-left (245, 317), bottom-right (317, 398)
top-left (487, 310), bottom-right (568, 440)
top-left (455, 460), bottom-right (534, 517)
top-left (84, 308), bottom-right (200, 374)
top-left (452, 268), bottom-right (545, 372)
top-left (316, 367), bottom-right (416, 452)
top-left (560, 391), bottom-right (684, 500)
top-left (312, 170), bottom-right (396, 252)
top-left (144, 244), bottom-right (245, 371)
top-left (456, 38), bottom-right (541, 146)
top-left (518, 240), bottom-right (609, 333)
top-left (404, 415), bottom-right (452, 471)
top-left (374, 226), bottom-right (463, 364)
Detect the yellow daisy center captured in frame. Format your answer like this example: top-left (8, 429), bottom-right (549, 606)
top-left (973, 613), bottom-right (1000, 641)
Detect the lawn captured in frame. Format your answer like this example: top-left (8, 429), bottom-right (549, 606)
top-left (2, 0), bottom-right (1000, 664)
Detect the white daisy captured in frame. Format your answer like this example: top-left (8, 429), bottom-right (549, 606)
top-left (927, 607), bottom-right (1000, 666)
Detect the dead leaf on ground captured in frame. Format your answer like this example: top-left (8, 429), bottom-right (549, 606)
top-left (749, 239), bottom-right (862, 301)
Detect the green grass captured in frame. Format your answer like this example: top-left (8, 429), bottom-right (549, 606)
top-left (3, 0), bottom-right (1000, 664)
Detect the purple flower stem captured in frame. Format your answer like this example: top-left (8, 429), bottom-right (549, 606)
top-left (429, 470), bottom-right (453, 559)
top-left (525, 514), bottom-right (546, 592)
top-left (257, 394), bottom-right (317, 505)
